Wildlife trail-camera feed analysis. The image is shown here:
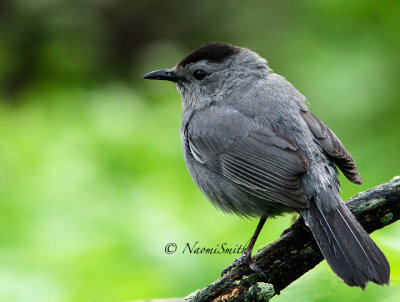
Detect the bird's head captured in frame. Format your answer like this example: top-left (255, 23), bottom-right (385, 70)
top-left (143, 42), bottom-right (271, 109)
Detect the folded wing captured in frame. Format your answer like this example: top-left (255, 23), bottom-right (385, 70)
top-left (188, 110), bottom-right (310, 209)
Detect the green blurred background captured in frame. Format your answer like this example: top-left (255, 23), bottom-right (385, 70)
top-left (0, 0), bottom-right (399, 301)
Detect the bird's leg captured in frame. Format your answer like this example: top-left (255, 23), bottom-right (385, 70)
top-left (221, 215), bottom-right (268, 277)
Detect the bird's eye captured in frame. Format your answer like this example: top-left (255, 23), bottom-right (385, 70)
top-left (193, 69), bottom-right (208, 81)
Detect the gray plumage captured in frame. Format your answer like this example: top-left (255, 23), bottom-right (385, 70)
top-left (143, 42), bottom-right (390, 288)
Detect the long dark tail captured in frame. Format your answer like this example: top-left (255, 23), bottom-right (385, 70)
top-left (301, 199), bottom-right (390, 288)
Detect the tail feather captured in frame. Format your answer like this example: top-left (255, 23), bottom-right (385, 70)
top-left (301, 199), bottom-right (390, 288)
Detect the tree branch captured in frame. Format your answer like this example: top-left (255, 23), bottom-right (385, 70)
top-left (185, 177), bottom-right (400, 301)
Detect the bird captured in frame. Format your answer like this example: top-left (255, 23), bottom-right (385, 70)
top-left (142, 42), bottom-right (390, 288)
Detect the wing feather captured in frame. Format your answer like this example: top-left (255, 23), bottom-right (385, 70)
top-left (189, 126), bottom-right (310, 208)
top-left (301, 110), bottom-right (362, 184)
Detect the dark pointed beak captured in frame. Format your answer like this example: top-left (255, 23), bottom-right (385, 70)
top-left (142, 69), bottom-right (184, 83)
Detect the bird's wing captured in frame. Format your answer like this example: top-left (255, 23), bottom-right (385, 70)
top-left (187, 108), bottom-right (310, 209)
top-left (301, 110), bottom-right (362, 184)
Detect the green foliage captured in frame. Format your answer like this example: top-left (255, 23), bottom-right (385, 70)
top-left (0, 1), bottom-right (399, 301)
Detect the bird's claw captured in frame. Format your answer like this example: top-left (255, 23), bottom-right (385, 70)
top-left (221, 252), bottom-right (266, 279)
top-left (221, 255), bottom-right (245, 276)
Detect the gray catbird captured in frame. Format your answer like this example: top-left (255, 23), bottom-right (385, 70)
top-left (143, 42), bottom-right (390, 288)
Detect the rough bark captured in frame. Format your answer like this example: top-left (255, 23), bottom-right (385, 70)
top-left (184, 177), bottom-right (400, 301)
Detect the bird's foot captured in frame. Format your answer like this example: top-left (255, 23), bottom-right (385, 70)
top-left (221, 252), bottom-right (266, 279)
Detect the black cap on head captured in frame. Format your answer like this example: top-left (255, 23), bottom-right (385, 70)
top-left (178, 42), bottom-right (239, 67)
